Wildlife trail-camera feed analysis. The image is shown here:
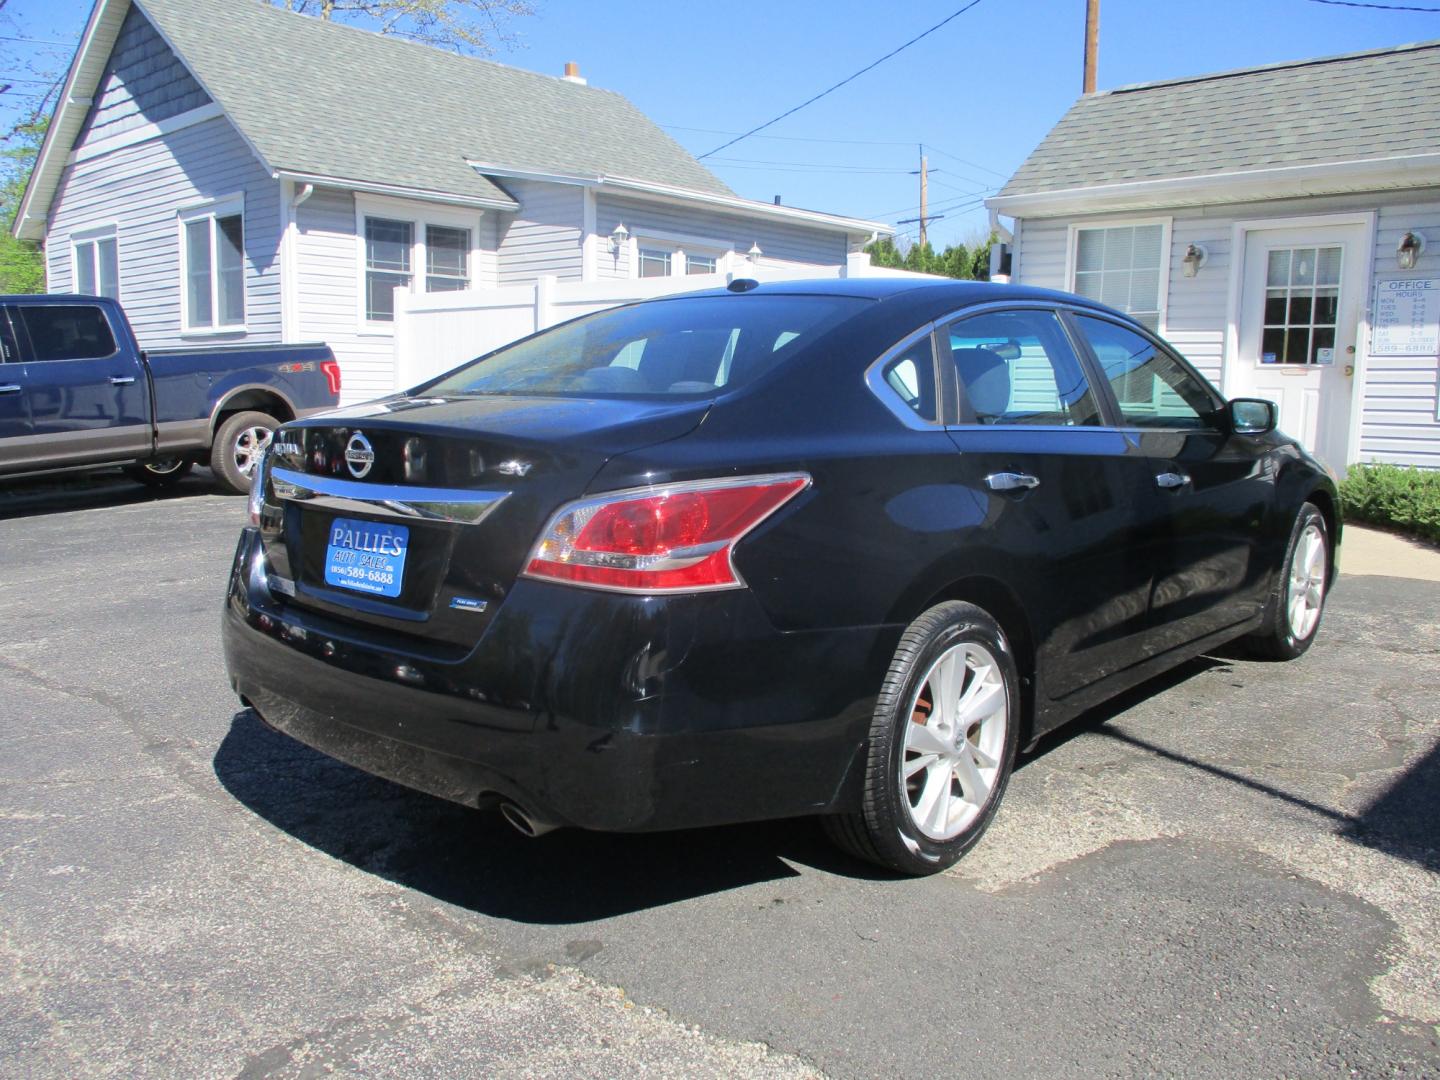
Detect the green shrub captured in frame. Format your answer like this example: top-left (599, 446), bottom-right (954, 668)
top-left (1339, 463), bottom-right (1440, 544)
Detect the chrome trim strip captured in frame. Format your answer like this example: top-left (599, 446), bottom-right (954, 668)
top-left (863, 322), bottom-right (945, 432)
top-left (268, 466), bottom-right (509, 525)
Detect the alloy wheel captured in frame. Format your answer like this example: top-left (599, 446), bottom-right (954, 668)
top-left (1287, 522), bottom-right (1326, 640)
top-left (232, 426), bottom-right (272, 479)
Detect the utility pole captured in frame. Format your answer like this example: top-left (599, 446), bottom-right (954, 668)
top-left (919, 150), bottom-right (929, 249)
top-left (1083, 0), bottom-right (1099, 94)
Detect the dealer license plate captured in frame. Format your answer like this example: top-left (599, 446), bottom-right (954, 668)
top-left (323, 517), bottom-right (409, 598)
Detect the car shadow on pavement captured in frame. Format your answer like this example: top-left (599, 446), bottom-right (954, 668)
top-left (0, 470), bottom-right (228, 519)
top-left (1023, 653), bottom-right (1439, 875)
top-left (214, 709), bottom-right (895, 924)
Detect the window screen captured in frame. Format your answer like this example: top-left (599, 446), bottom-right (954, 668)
top-left (946, 309), bottom-right (1100, 426)
top-left (426, 225), bottom-right (470, 292)
top-left (1073, 224), bottom-right (1164, 331)
top-left (14, 304), bottom-right (117, 362)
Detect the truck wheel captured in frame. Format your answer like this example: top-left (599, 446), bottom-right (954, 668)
top-left (124, 457), bottom-right (193, 488)
top-left (211, 410), bottom-right (277, 494)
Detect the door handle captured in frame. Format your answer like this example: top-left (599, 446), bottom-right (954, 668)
top-left (110, 376), bottom-right (136, 386)
top-left (985, 472), bottom-right (1040, 492)
top-left (1155, 471), bottom-right (1190, 490)
top-left (0, 384), bottom-right (20, 394)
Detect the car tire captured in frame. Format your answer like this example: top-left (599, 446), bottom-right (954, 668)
top-left (211, 410), bottom-right (278, 495)
top-left (1243, 502), bottom-right (1330, 661)
top-left (823, 601), bottom-right (1020, 876)
top-left (123, 457), bottom-right (193, 488)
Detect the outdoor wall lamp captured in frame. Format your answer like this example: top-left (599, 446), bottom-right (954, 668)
top-left (747, 242), bottom-right (763, 265)
top-left (1181, 242), bottom-right (1208, 278)
top-left (609, 222), bottom-right (629, 257)
top-left (1397, 231), bottom-right (1425, 271)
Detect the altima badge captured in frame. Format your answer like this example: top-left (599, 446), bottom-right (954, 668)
top-left (345, 431), bottom-right (375, 478)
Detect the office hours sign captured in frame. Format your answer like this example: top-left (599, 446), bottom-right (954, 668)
top-left (1372, 278), bottom-right (1440, 357)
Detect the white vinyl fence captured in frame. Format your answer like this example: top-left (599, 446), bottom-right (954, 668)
top-left (391, 253), bottom-right (938, 390)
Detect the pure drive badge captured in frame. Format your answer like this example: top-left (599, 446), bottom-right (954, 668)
top-left (345, 431), bottom-right (375, 478)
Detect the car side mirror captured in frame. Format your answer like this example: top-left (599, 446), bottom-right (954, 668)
top-left (1229, 398), bottom-right (1277, 436)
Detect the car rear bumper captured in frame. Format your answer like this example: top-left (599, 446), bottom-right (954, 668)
top-left (222, 527), bottom-right (897, 832)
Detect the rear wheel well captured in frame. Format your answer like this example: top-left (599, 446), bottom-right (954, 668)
top-left (918, 576), bottom-right (1037, 740)
top-left (213, 390), bottom-right (293, 434)
top-left (1303, 486), bottom-right (1339, 580)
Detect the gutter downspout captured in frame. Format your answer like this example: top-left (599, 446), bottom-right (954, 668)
top-left (281, 183), bottom-right (317, 343)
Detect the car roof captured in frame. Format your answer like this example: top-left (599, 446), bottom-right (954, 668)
top-left (673, 276), bottom-right (1123, 313)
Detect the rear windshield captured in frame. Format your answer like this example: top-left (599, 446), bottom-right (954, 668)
top-left (422, 294), bottom-right (869, 398)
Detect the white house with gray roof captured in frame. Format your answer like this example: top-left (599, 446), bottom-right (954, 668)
top-left (987, 41), bottom-right (1440, 471)
top-left (16, 0), bottom-right (887, 403)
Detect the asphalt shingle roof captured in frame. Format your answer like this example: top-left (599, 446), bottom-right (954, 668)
top-left (135, 0), bottom-right (734, 203)
top-left (1000, 41), bottom-right (1440, 198)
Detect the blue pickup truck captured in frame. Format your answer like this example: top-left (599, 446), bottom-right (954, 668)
top-left (0, 295), bottom-right (339, 494)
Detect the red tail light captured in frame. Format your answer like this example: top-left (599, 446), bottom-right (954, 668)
top-left (523, 473), bottom-right (810, 593)
top-left (320, 359), bottom-right (342, 397)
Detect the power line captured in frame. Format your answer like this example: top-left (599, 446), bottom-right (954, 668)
top-left (663, 124), bottom-right (919, 148)
top-left (1304, 0), bottom-right (1440, 10)
top-left (706, 154), bottom-right (920, 174)
top-left (697, 0), bottom-right (988, 158)
top-left (921, 144), bottom-right (1014, 181)
top-left (0, 35), bottom-right (75, 46)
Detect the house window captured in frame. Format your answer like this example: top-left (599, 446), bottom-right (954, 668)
top-left (1260, 247), bottom-right (1342, 365)
top-left (425, 225), bottom-right (470, 292)
top-left (633, 238), bottom-right (726, 279)
top-left (365, 217), bottom-right (413, 321)
top-left (72, 230), bottom-right (119, 300)
top-left (1072, 223), bottom-right (1165, 331)
top-left (359, 203), bottom-right (480, 325)
top-left (179, 202), bottom-right (245, 331)
top-left (638, 248), bottom-right (672, 278)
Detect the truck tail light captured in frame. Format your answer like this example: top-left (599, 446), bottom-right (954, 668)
top-left (320, 360), bottom-right (342, 397)
top-left (523, 473), bottom-right (810, 593)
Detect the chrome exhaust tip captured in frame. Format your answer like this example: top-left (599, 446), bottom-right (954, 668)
top-left (498, 801), bottom-right (558, 838)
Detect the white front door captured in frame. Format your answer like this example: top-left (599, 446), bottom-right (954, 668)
top-left (1232, 223), bottom-right (1368, 468)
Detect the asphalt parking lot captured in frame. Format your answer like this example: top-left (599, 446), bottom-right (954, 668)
top-left (2, 472), bottom-right (1438, 1079)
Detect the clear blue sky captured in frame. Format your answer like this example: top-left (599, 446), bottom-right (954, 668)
top-left (5, 0), bottom-right (1439, 248)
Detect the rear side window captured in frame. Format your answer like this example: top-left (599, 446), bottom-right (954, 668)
top-left (880, 338), bottom-right (938, 422)
top-left (1071, 315), bottom-right (1220, 429)
top-left (945, 309), bottom-right (1101, 426)
top-left (424, 294), bottom-right (869, 397)
top-left (13, 304), bottom-right (117, 362)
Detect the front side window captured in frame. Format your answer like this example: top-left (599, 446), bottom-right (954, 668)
top-left (946, 309), bottom-right (1101, 426)
top-left (180, 207), bottom-right (245, 330)
top-left (424, 295), bottom-right (868, 398)
top-left (1072, 314), bottom-right (1220, 429)
top-left (13, 304), bottom-right (116, 362)
top-left (1073, 223), bottom-right (1164, 331)
top-left (73, 233), bottom-right (119, 300)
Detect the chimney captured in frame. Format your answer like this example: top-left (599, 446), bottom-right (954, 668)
top-left (562, 62), bottom-right (587, 85)
top-left (773, 195), bottom-right (782, 205)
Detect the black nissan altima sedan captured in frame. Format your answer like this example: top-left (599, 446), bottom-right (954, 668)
top-left (223, 278), bottom-right (1339, 875)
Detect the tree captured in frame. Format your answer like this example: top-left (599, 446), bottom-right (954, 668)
top-left (271, 0), bottom-right (537, 54)
top-left (0, 116), bottom-right (46, 293)
top-left (864, 232), bottom-right (995, 282)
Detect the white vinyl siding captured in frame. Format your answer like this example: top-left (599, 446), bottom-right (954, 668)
top-left (46, 114), bottom-right (281, 345)
top-left (495, 179), bottom-right (585, 285)
top-left (1011, 190), bottom-right (1440, 468)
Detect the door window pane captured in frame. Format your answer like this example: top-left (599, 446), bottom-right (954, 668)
top-left (1258, 245), bottom-right (1341, 365)
top-left (365, 217), bottom-right (412, 321)
top-left (216, 215), bottom-right (244, 326)
top-left (1073, 223), bottom-right (1164, 331)
top-left (425, 225), bottom-right (470, 292)
top-left (1073, 315), bottom-right (1219, 428)
top-left (947, 309), bottom-right (1101, 426)
top-left (15, 304), bottom-right (116, 362)
top-left (185, 219), bottom-right (213, 328)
